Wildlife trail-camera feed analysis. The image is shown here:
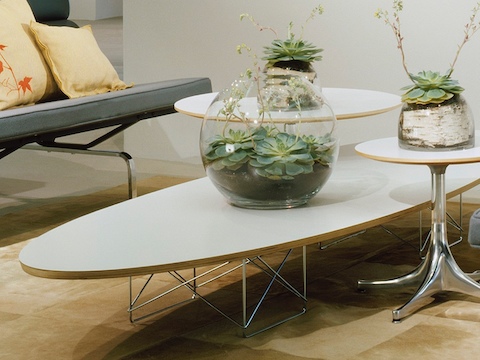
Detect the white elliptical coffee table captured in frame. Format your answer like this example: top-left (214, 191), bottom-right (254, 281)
top-left (19, 142), bottom-right (480, 335)
top-left (20, 89), bottom-right (480, 335)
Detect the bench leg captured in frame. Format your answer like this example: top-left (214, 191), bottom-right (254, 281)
top-left (22, 145), bottom-right (137, 198)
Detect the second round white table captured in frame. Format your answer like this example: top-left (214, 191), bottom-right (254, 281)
top-left (174, 88), bottom-right (401, 120)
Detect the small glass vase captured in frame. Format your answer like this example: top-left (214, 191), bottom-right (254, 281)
top-left (200, 72), bottom-right (338, 209)
top-left (398, 94), bottom-right (475, 151)
top-left (264, 60), bottom-right (319, 88)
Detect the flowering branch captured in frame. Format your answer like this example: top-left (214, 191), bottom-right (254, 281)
top-left (375, 1), bottom-right (480, 104)
top-left (375, 1), bottom-right (480, 81)
top-left (239, 13), bottom-right (278, 38)
top-left (448, 2), bottom-right (480, 77)
top-left (298, 4), bottom-right (325, 40)
top-left (239, 5), bottom-right (324, 65)
top-left (374, 0), bottom-right (410, 80)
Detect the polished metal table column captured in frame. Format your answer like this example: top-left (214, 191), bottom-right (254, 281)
top-left (356, 136), bottom-right (480, 322)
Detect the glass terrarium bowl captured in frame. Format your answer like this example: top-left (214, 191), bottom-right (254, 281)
top-left (200, 73), bottom-right (338, 210)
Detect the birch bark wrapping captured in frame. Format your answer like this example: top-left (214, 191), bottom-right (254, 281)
top-left (398, 95), bottom-right (475, 151)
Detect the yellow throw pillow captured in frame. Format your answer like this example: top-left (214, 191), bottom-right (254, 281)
top-left (30, 21), bottom-right (131, 98)
top-left (0, 0), bottom-right (59, 110)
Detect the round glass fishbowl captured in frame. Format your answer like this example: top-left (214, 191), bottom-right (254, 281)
top-left (200, 73), bottom-right (338, 209)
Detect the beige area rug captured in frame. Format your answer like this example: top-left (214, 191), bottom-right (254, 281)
top-left (2, 176), bottom-right (480, 359)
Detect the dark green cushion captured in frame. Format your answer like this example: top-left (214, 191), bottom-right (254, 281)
top-left (37, 18), bottom-right (79, 27)
top-left (27, 0), bottom-right (70, 22)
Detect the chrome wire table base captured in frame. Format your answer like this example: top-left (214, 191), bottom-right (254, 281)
top-left (358, 164), bottom-right (480, 322)
top-left (128, 247), bottom-right (307, 337)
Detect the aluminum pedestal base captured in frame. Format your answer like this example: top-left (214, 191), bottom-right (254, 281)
top-left (358, 233), bottom-right (480, 322)
top-left (358, 164), bottom-right (480, 322)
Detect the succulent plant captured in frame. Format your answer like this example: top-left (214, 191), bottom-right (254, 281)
top-left (302, 134), bottom-right (336, 166)
top-left (204, 126), bottom-right (335, 181)
top-left (400, 70), bottom-right (464, 105)
top-left (263, 38), bottom-right (323, 66)
top-left (240, 5), bottom-right (324, 68)
top-left (249, 133), bottom-right (314, 180)
top-left (203, 127), bottom-right (266, 171)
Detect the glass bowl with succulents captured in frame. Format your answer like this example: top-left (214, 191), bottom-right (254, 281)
top-left (376, 1), bottom-right (478, 151)
top-left (200, 71), bottom-right (338, 209)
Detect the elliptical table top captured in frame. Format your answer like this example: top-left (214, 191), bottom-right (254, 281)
top-left (19, 143), bottom-right (480, 279)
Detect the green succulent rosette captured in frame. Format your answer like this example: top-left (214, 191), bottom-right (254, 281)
top-left (249, 133), bottom-right (315, 180)
top-left (263, 38), bottom-right (323, 66)
top-left (204, 126), bottom-right (335, 181)
top-left (203, 127), bottom-right (266, 171)
top-left (401, 70), bottom-right (464, 105)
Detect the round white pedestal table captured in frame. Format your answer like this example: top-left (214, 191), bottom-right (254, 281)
top-left (174, 88), bottom-right (401, 120)
top-left (356, 136), bottom-right (480, 322)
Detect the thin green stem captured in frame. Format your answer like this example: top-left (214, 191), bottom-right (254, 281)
top-left (448, 2), bottom-right (480, 77)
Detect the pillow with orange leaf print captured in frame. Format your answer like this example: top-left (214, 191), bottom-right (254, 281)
top-left (0, 0), bottom-right (59, 110)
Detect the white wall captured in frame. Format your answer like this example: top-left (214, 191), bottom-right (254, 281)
top-left (123, 0), bottom-right (480, 163)
top-left (70, 0), bottom-right (122, 20)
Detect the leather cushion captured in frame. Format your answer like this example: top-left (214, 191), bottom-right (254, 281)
top-left (0, 78), bottom-right (212, 146)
